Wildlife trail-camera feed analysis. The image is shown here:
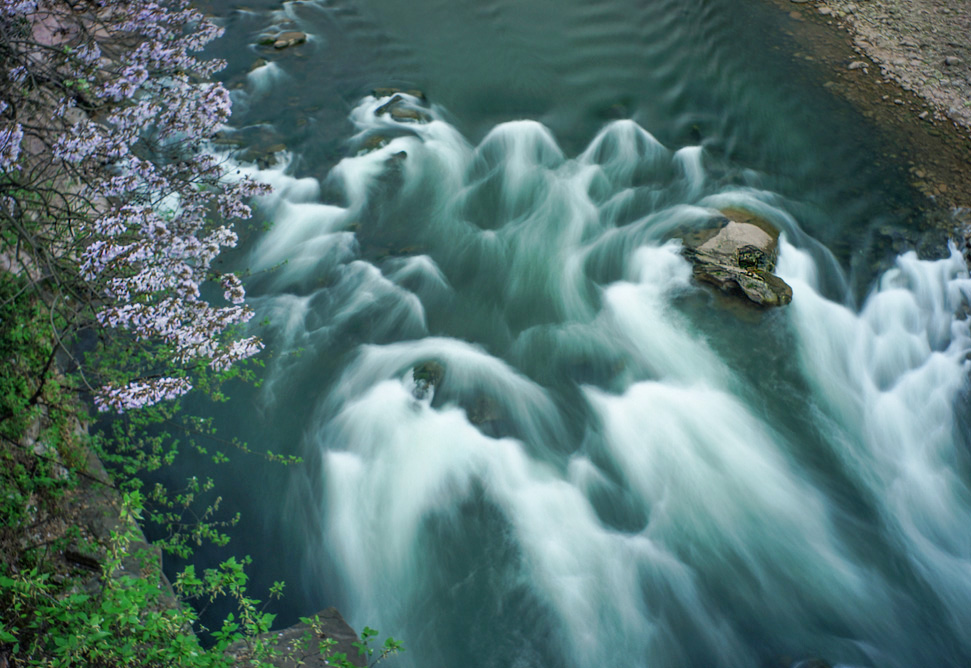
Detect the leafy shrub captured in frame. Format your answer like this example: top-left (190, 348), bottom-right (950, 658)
top-left (0, 1), bottom-right (400, 665)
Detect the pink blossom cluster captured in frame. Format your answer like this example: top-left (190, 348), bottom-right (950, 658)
top-left (0, 0), bottom-right (271, 412)
top-left (0, 101), bottom-right (23, 169)
top-left (0, 0), bottom-right (35, 16)
top-left (0, 122), bottom-right (22, 168)
top-left (94, 376), bottom-right (194, 413)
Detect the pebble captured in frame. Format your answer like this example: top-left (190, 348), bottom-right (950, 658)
top-left (273, 31), bottom-right (307, 50)
top-left (944, 55), bottom-right (963, 67)
top-left (848, 60), bottom-right (868, 70)
top-left (918, 110), bottom-right (929, 119)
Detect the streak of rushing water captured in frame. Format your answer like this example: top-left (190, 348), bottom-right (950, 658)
top-left (186, 0), bottom-right (971, 666)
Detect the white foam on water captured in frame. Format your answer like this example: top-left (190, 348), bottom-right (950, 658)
top-left (781, 242), bottom-right (971, 653)
top-left (245, 60), bottom-right (288, 99)
top-left (599, 242), bottom-right (727, 383)
top-left (673, 145), bottom-right (705, 198)
top-left (579, 119), bottom-right (669, 187)
top-left (323, 377), bottom-right (715, 667)
top-left (236, 97), bottom-right (971, 667)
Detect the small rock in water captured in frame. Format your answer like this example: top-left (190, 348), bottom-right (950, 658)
top-left (359, 134), bottom-right (390, 153)
top-left (375, 94), bottom-right (404, 116)
top-left (847, 60), bottom-right (868, 70)
top-left (681, 210), bottom-right (793, 308)
top-left (390, 107), bottom-right (429, 122)
top-left (375, 94), bottom-right (431, 123)
top-left (273, 31), bottom-right (307, 49)
top-left (412, 361), bottom-right (445, 400)
top-left (468, 396), bottom-right (501, 425)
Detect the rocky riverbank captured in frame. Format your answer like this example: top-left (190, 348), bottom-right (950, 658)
top-left (764, 0), bottom-right (971, 261)
top-left (794, 0), bottom-right (971, 132)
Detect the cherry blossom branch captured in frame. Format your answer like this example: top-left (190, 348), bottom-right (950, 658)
top-left (1, 0), bottom-right (271, 412)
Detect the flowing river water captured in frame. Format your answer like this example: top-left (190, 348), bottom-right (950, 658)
top-left (178, 0), bottom-right (971, 666)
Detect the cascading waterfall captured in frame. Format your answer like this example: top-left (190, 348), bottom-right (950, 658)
top-left (236, 95), bottom-right (971, 668)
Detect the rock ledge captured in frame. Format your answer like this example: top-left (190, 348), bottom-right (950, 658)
top-left (683, 210), bottom-right (793, 307)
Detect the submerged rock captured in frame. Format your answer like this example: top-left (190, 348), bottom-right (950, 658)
top-left (468, 395), bottom-right (501, 425)
top-left (390, 107), bottom-right (427, 122)
top-left (375, 94), bottom-right (403, 116)
top-left (359, 134), bottom-right (390, 153)
top-left (682, 210), bottom-right (793, 307)
top-left (375, 93), bottom-right (430, 123)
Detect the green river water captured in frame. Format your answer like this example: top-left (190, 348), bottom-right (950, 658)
top-left (163, 0), bottom-right (971, 666)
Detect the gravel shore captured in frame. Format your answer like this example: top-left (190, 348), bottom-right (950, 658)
top-left (798, 0), bottom-right (971, 131)
top-left (761, 0), bottom-right (971, 259)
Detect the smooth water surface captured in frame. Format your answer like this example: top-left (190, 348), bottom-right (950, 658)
top-left (178, 0), bottom-right (971, 666)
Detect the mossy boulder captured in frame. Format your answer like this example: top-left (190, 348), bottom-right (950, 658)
top-left (682, 209), bottom-right (793, 307)
top-left (411, 361), bottom-right (445, 399)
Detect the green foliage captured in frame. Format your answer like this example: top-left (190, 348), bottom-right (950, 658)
top-left (296, 617), bottom-right (403, 668)
top-left (0, 273), bottom-right (74, 450)
top-left (1, 479), bottom-right (403, 668)
top-left (0, 4), bottom-right (399, 665)
top-left (0, 214), bottom-right (400, 668)
top-left (0, 152), bottom-right (396, 668)
top-left (3, 491), bottom-right (233, 667)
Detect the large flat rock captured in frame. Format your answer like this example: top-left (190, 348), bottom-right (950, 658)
top-left (682, 211), bottom-right (793, 307)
